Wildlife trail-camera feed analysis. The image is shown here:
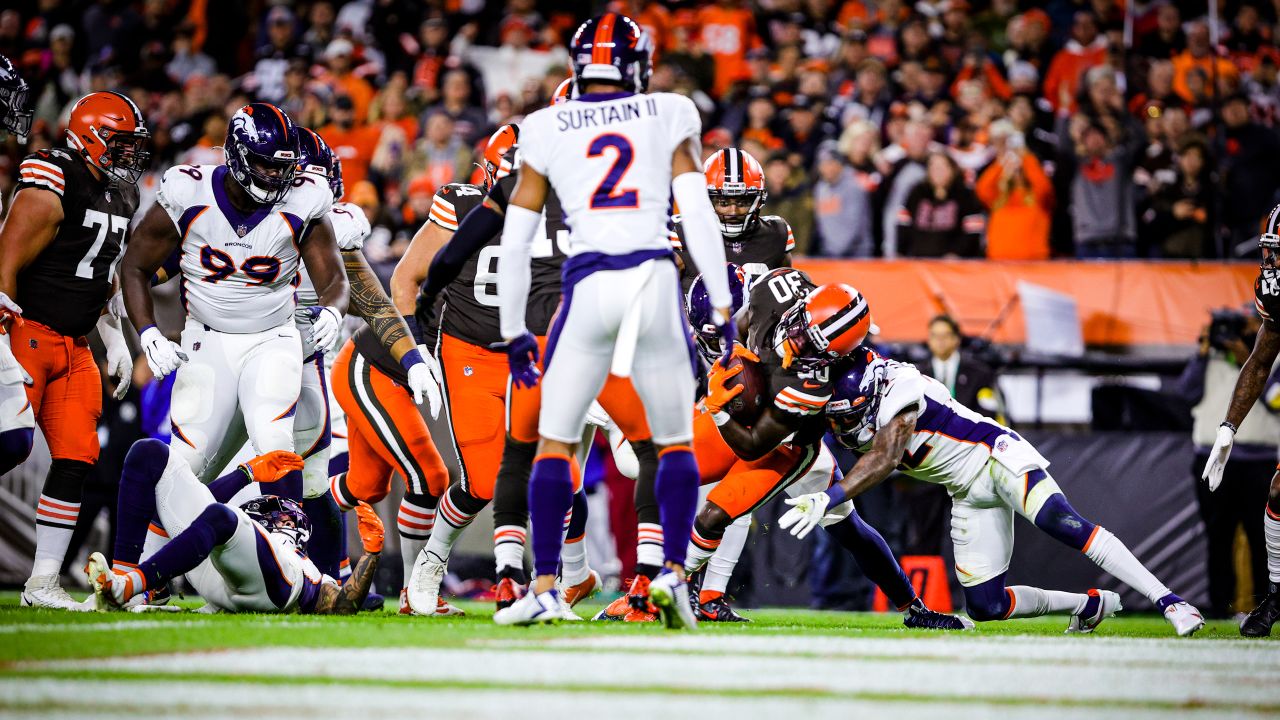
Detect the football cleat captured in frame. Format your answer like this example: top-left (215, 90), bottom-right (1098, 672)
top-left (1241, 583), bottom-right (1280, 637)
top-left (1164, 601), bottom-right (1205, 637)
top-left (406, 550), bottom-right (447, 616)
top-left (1066, 589), bottom-right (1122, 634)
top-left (493, 587), bottom-right (566, 626)
top-left (593, 574), bottom-right (653, 621)
top-left (399, 588), bottom-right (465, 617)
top-left (84, 553), bottom-right (125, 612)
top-left (146, 582), bottom-right (172, 606)
top-left (697, 593), bottom-right (750, 622)
top-left (648, 570), bottom-right (697, 631)
top-left (902, 599), bottom-right (974, 630)
top-left (362, 591), bottom-right (385, 612)
top-left (495, 577), bottom-right (525, 611)
top-left (21, 573), bottom-right (88, 611)
top-left (561, 570), bottom-right (601, 608)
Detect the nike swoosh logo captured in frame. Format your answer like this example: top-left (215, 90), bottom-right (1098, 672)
top-left (803, 381), bottom-right (821, 389)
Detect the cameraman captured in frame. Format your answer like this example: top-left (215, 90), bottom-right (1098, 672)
top-left (1177, 306), bottom-right (1277, 621)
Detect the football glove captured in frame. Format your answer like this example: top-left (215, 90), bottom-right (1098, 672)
top-left (0, 291), bottom-right (22, 333)
top-left (239, 450), bottom-right (305, 483)
top-left (703, 360), bottom-right (743, 415)
top-left (0, 334), bottom-right (31, 386)
top-left (492, 332), bottom-right (541, 389)
top-left (355, 501), bottom-right (385, 554)
top-left (97, 314), bottom-right (132, 400)
top-left (713, 307), bottom-right (737, 365)
top-left (299, 305), bottom-right (343, 352)
top-left (106, 289), bottom-right (127, 321)
top-left (406, 345), bottom-right (443, 419)
top-left (1201, 423), bottom-right (1235, 492)
top-left (140, 325), bottom-right (186, 379)
top-left (779, 492), bottom-right (831, 540)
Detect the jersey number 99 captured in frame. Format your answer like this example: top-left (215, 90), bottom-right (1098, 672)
top-left (200, 246), bottom-right (281, 286)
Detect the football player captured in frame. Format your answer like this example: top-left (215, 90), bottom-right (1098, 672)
top-left (84, 438), bottom-right (380, 614)
top-left (0, 91), bottom-right (147, 609)
top-left (1202, 205), bottom-right (1280, 637)
top-left (0, 53), bottom-right (35, 477)
top-left (783, 348), bottom-right (1205, 636)
top-left (120, 104), bottom-right (347, 497)
top-left (493, 13), bottom-right (734, 628)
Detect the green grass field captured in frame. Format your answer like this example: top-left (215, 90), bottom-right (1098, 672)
top-left (1, 591), bottom-right (1277, 719)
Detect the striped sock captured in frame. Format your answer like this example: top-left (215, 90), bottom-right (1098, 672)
top-left (338, 557), bottom-right (352, 581)
top-left (1083, 527), bottom-right (1171, 605)
top-left (425, 486), bottom-right (478, 564)
top-left (398, 495), bottom-right (438, 585)
top-left (684, 525), bottom-right (722, 574)
top-left (636, 523), bottom-right (665, 569)
top-left (328, 474), bottom-right (356, 511)
top-left (109, 562), bottom-right (146, 603)
top-left (1265, 505), bottom-right (1280, 583)
top-left (493, 525), bottom-right (527, 576)
top-left (33, 494), bottom-right (79, 577)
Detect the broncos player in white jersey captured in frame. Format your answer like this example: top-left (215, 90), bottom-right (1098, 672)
top-left (121, 103), bottom-right (348, 497)
top-left (493, 13), bottom-right (733, 628)
top-left (782, 349), bottom-right (1206, 636)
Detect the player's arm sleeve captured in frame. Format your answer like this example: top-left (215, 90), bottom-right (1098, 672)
top-left (498, 203), bottom-right (540, 339)
top-left (672, 171), bottom-right (729, 307)
top-left (782, 219), bottom-right (796, 252)
top-left (423, 198), bottom-right (505, 300)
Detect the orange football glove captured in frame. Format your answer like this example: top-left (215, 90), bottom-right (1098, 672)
top-left (704, 362), bottom-right (743, 414)
top-left (239, 450), bottom-right (305, 483)
top-left (354, 501), bottom-right (385, 554)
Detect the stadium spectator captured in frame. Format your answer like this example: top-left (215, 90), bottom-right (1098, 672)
top-left (764, 151), bottom-right (813, 254)
top-left (1142, 136), bottom-right (1214, 259)
top-left (1172, 22), bottom-right (1240, 104)
top-left (451, 16), bottom-right (568, 105)
top-left (1217, 92), bottom-right (1280, 255)
top-left (410, 16), bottom-right (452, 105)
top-left (321, 38), bottom-right (374, 124)
top-left (1137, 3), bottom-right (1185, 60)
top-left (319, 94), bottom-right (381, 193)
top-left (897, 151), bottom-right (985, 258)
top-left (402, 112), bottom-right (469, 194)
top-left (812, 141), bottom-right (873, 258)
top-left (881, 119), bottom-right (934, 258)
top-left (423, 68), bottom-right (488, 146)
top-left (251, 6), bottom-right (310, 104)
top-left (166, 23), bottom-right (215, 86)
top-left (1060, 113), bottom-right (1141, 258)
top-left (1043, 11), bottom-right (1107, 114)
top-left (976, 124), bottom-right (1053, 261)
top-left (698, 0), bottom-right (760, 97)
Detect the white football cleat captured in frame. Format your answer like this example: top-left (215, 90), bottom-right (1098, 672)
top-left (493, 587), bottom-right (565, 626)
top-left (406, 550), bottom-right (447, 616)
top-left (648, 570), bottom-right (697, 631)
top-left (399, 588), bottom-right (465, 617)
top-left (22, 572), bottom-right (86, 610)
top-left (1066, 589), bottom-right (1122, 634)
top-left (1164, 601), bottom-right (1205, 637)
top-left (84, 553), bottom-right (124, 612)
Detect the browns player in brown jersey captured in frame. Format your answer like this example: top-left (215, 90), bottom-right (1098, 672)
top-left (0, 91), bottom-right (149, 609)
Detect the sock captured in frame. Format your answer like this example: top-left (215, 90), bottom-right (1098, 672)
top-left (705, 514), bottom-right (750, 595)
top-left (493, 525), bottom-right (527, 580)
top-left (302, 494), bottom-right (343, 578)
top-left (426, 484), bottom-right (485, 563)
top-left (142, 523), bottom-right (169, 561)
top-left (560, 490), bottom-right (590, 585)
top-left (207, 467), bottom-right (253, 503)
top-left (529, 454), bottom-right (574, 577)
top-left (636, 522), bottom-right (665, 572)
top-left (824, 511), bottom-right (917, 610)
top-left (339, 557), bottom-right (352, 581)
top-left (0, 427), bottom-right (33, 475)
top-left (398, 493), bottom-right (438, 584)
top-left (1267, 505), bottom-right (1280, 584)
top-left (138, 504), bottom-right (238, 592)
top-left (32, 458), bottom-right (91, 577)
top-left (1083, 526), bottom-right (1172, 605)
top-left (274, 469), bottom-right (303, 502)
top-left (655, 446), bottom-right (698, 567)
top-left (1004, 586), bottom-right (1090, 619)
top-left (112, 439), bottom-right (168, 568)
top-left (329, 473), bottom-right (355, 510)
top-left (493, 436), bottom-right (535, 530)
top-left (685, 521), bottom-right (722, 574)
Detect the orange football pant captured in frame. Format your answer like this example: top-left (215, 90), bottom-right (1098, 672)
top-left (692, 409), bottom-right (818, 520)
top-left (9, 320), bottom-right (101, 462)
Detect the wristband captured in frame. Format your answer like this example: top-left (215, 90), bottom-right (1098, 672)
top-left (1221, 421), bottom-right (1238, 435)
top-left (399, 347), bottom-right (424, 372)
top-left (824, 485), bottom-right (846, 507)
top-left (140, 324), bottom-right (157, 335)
top-left (711, 410), bottom-right (732, 426)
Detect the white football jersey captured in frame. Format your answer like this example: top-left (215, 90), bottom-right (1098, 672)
top-left (296, 201), bottom-right (370, 307)
top-left (851, 361), bottom-right (1035, 496)
top-left (518, 92), bottom-right (701, 256)
top-left (156, 164), bottom-right (333, 333)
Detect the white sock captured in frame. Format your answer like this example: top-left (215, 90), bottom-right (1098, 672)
top-left (425, 488), bottom-right (477, 563)
top-left (141, 523), bottom-right (169, 562)
top-left (561, 537), bottom-right (590, 586)
top-left (684, 526), bottom-right (720, 575)
top-left (704, 515), bottom-right (750, 595)
top-left (637, 522), bottom-right (664, 569)
top-left (1265, 508), bottom-right (1280, 584)
top-left (1084, 527), bottom-right (1172, 604)
top-left (1006, 586), bottom-right (1089, 618)
top-left (493, 525), bottom-right (527, 575)
top-left (398, 497), bottom-right (436, 583)
top-left (32, 494), bottom-right (79, 577)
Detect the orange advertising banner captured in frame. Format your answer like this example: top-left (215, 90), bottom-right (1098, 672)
top-left (792, 259), bottom-right (1257, 346)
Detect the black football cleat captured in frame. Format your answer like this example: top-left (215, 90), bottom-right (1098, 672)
top-left (902, 599), bottom-right (974, 630)
top-left (1241, 584), bottom-right (1280, 638)
top-left (697, 594), bottom-right (750, 622)
top-left (362, 590), bottom-right (385, 612)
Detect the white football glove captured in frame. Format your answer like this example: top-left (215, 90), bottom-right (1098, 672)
top-left (1201, 424), bottom-right (1235, 492)
top-left (584, 400), bottom-right (614, 431)
top-left (140, 326), bottom-right (185, 379)
top-left (0, 333), bottom-right (31, 386)
top-left (0, 291), bottom-right (22, 318)
top-left (96, 314), bottom-right (133, 400)
top-left (779, 492), bottom-right (832, 540)
top-left (406, 345), bottom-right (443, 419)
top-left (106, 289), bottom-right (127, 321)
top-left (306, 306), bottom-right (344, 352)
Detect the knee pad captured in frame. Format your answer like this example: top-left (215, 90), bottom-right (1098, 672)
top-left (0, 427), bottom-right (34, 473)
top-left (693, 508), bottom-right (729, 543)
top-left (199, 503), bottom-right (240, 544)
top-left (963, 575), bottom-right (1012, 622)
top-left (1033, 491), bottom-right (1097, 551)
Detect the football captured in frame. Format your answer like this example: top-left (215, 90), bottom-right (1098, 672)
top-left (721, 353), bottom-right (768, 425)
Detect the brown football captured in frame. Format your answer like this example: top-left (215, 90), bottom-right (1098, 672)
top-left (721, 353), bottom-right (768, 425)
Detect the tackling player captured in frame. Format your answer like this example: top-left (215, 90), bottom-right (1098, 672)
top-left (85, 439), bottom-right (380, 615)
top-left (783, 349), bottom-right (1205, 636)
top-left (121, 104), bottom-right (348, 496)
top-left (493, 13), bottom-right (734, 628)
top-left (0, 91), bottom-right (148, 609)
top-left (1202, 205), bottom-right (1280, 637)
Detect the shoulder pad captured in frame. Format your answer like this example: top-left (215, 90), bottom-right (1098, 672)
top-left (285, 173), bottom-right (335, 221)
top-left (429, 183), bottom-right (485, 232)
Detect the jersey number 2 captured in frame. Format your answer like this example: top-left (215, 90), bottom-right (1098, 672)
top-left (588, 134), bottom-right (638, 209)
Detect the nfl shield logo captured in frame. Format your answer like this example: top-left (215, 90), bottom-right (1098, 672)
top-left (192, 342), bottom-right (201, 352)
top-left (996, 439), bottom-right (1008, 452)
top-left (236, 224), bottom-right (249, 237)
top-left (729, 241), bottom-right (744, 253)
top-left (463, 366), bottom-right (474, 377)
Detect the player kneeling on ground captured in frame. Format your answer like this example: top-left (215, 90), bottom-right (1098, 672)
top-left (781, 349), bottom-right (1205, 636)
top-left (85, 439), bottom-right (380, 614)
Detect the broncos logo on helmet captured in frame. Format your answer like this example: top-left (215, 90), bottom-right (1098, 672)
top-left (826, 347), bottom-right (886, 448)
top-left (686, 263), bottom-right (747, 367)
top-left (225, 103), bottom-right (300, 205)
top-left (569, 13), bottom-right (653, 95)
top-left (240, 495), bottom-right (311, 545)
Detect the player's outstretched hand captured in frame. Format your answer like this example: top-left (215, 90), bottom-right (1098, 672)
top-left (240, 450), bottom-right (305, 483)
top-left (492, 332), bottom-right (541, 389)
top-left (104, 334), bottom-right (132, 400)
top-left (140, 326), bottom-right (186, 379)
top-left (301, 305), bottom-right (343, 352)
top-left (779, 492), bottom-right (831, 540)
top-left (355, 501), bottom-right (385, 554)
top-left (1202, 423), bottom-right (1235, 492)
top-left (713, 308), bottom-right (736, 365)
top-left (407, 345), bottom-right (443, 419)
top-left (0, 291), bottom-right (23, 333)
top-left (0, 334), bottom-right (31, 386)
top-left (704, 361), bottom-right (743, 415)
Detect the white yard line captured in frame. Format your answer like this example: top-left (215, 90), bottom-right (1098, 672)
top-left (0, 618), bottom-right (328, 634)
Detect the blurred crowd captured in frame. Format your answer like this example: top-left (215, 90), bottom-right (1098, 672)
top-left (2, 0), bottom-right (1279, 263)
